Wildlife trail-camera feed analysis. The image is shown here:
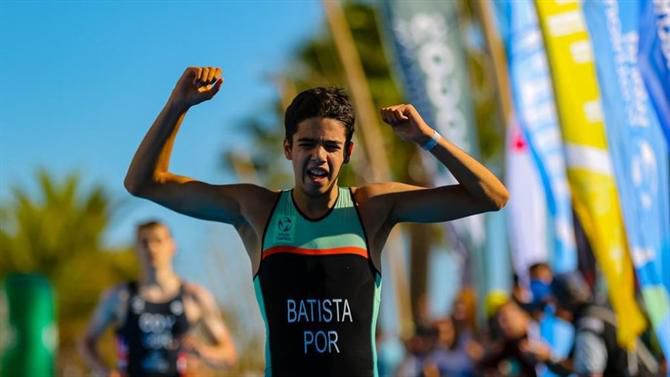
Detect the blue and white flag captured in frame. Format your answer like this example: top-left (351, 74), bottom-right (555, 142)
top-left (639, 0), bottom-right (670, 144)
top-left (584, 0), bottom-right (670, 358)
top-left (503, 0), bottom-right (577, 274)
top-left (504, 117), bottom-right (548, 284)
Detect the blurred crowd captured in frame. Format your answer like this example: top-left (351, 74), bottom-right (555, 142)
top-left (377, 264), bottom-right (666, 377)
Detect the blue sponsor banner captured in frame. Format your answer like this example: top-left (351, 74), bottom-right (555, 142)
top-left (503, 0), bottom-right (577, 274)
top-left (639, 0), bottom-right (670, 299)
top-left (380, 0), bottom-right (480, 160)
top-left (584, 0), bottom-right (670, 358)
top-left (498, 2), bottom-right (576, 372)
top-left (639, 0), bottom-right (670, 144)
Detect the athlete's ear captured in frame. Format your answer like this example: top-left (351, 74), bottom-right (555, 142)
top-left (344, 141), bottom-right (354, 163)
top-left (283, 139), bottom-right (292, 160)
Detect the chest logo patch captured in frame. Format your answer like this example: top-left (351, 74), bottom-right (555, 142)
top-left (276, 215), bottom-right (296, 242)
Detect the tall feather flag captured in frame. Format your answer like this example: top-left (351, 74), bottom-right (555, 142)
top-left (487, 0), bottom-right (550, 286)
top-left (502, 0), bottom-right (576, 275)
top-left (535, 0), bottom-right (646, 348)
top-left (583, 0), bottom-right (670, 358)
top-left (496, 1), bottom-right (577, 370)
top-left (638, 0), bottom-right (670, 301)
top-left (504, 117), bottom-right (549, 284)
top-left (638, 0), bottom-right (670, 144)
top-left (380, 0), bottom-right (487, 278)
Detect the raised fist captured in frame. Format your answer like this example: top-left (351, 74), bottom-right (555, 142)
top-left (380, 104), bottom-right (432, 144)
top-left (169, 66), bottom-right (223, 110)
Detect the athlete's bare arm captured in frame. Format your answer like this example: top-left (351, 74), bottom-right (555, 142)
top-left (356, 104), bottom-right (508, 241)
top-left (183, 284), bottom-right (238, 368)
top-left (79, 286), bottom-right (125, 377)
top-left (124, 67), bottom-right (274, 264)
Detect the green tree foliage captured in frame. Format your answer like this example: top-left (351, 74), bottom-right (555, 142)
top-left (0, 170), bottom-right (138, 373)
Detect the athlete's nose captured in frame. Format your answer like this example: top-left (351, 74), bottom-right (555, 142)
top-left (310, 144), bottom-right (327, 163)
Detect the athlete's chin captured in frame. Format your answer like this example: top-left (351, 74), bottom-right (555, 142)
top-left (301, 182), bottom-right (334, 197)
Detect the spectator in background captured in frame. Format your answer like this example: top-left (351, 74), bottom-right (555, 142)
top-left (511, 274), bottom-right (533, 310)
top-left (528, 263), bottom-right (553, 320)
top-left (395, 324), bottom-right (438, 377)
top-left (482, 290), bottom-right (509, 345)
top-left (523, 271), bottom-right (659, 377)
top-left (478, 300), bottom-right (544, 377)
top-left (529, 263), bottom-right (552, 284)
top-left (423, 316), bottom-right (481, 377)
top-left (525, 263), bottom-right (576, 377)
top-left (452, 287), bottom-right (478, 336)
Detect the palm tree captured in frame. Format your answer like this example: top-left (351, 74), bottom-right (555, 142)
top-left (0, 170), bottom-right (138, 374)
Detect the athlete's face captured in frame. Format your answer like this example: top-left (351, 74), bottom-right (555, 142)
top-left (136, 225), bottom-right (176, 271)
top-left (284, 117), bottom-right (353, 197)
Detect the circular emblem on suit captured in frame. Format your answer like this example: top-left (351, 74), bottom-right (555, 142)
top-left (278, 216), bottom-right (293, 233)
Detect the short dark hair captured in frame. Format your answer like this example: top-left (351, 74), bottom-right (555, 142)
top-left (136, 220), bottom-right (170, 237)
top-left (529, 262), bottom-right (551, 275)
top-left (550, 272), bottom-right (592, 312)
top-left (284, 87), bottom-right (355, 145)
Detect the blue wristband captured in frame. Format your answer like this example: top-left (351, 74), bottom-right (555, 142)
top-left (421, 130), bottom-right (441, 151)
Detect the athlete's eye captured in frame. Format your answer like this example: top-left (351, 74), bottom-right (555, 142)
top-left (324, 143), bottom-right (341, 151)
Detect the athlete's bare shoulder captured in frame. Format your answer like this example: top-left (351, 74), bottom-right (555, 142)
top-left (182, 282), bottom-right (219, 308)
top-left (182, 282), bottom-right (208, 300)
top-left (104, 283), bottom-right (131, 306)
top-left (351, 182), bottom-right (426, 244)
top-left (181, 282), bottom-right (223, 323)
top-left (86, 283), bottom-right (131, 331)
top-left (350, 183), bottom-right (400, 232)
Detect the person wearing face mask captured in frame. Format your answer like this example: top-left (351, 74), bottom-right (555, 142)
top-left (79, 220), bottom-right (237, 377)
top-left (521, 272), bottom-right (659, 377)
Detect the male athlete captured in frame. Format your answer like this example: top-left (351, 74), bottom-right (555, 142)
top-left (80, 220), bottom-right (238, 377)
top-left (124, 66), bottom-right (509, 376)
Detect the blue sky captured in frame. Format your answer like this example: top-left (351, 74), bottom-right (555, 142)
top-left (0, 0), bottom-right (323, 255)
top-left (0, 1), bottom-right (463, 331)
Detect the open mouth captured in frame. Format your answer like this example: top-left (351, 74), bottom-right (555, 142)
top-left (306, 167), bottom-right (329, 184)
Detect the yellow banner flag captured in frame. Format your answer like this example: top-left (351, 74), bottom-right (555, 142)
top-left (535, 0), bottom-right (645, 348)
